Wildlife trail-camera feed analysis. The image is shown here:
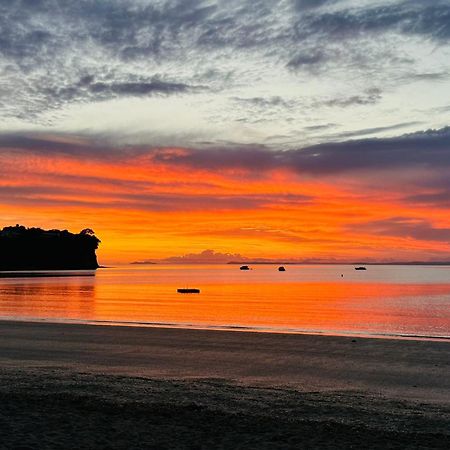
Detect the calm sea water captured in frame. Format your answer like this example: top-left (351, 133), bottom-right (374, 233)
top-left (1, 264), bottom-right (450, 339)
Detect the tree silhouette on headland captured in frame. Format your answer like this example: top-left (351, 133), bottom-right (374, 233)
top-left (0, 225), bottom-right (100, 270)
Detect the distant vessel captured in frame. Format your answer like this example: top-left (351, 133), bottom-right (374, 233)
top-left (240, 265), bottom-right (250, 270)
top-left (177, 288), bottom-right (200, 294)
top-left (278, 266), bottom-right (286, 271)
top-left (355, 266), bottom-right (367, 271)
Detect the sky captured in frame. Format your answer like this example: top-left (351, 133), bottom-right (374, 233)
top-left (1, 0), bottom-right (450, 263)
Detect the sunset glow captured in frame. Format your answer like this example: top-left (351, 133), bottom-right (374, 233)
top-left (2, 142), bottom-right (450, 264)
top-left (1, 0), bottom-right (449, 264)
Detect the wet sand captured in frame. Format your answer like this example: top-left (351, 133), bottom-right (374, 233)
top-left (1, 320), bottom-right (449, 448)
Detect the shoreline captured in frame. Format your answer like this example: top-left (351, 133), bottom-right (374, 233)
top-left (2, 367), bottom-right (449, 449)
top-left (1, 319), bottom-right (450, 448)
top-left (1, 319), bottom-right (449, 403)
top-left (1, 316), bottom-right (449, 343)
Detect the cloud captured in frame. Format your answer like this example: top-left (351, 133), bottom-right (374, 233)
top-left (327, 121), bottom-right (423, 139)
top-left (1, 125), bottom-right (450, 177)
top-left (317, 88), bottom-right (382, 108)
top-left (0, 133), bottom-right (104, 155)
top-left (406, 191), bottom-right (450, 208)
top-left (402, 72), bottom-right (449, 82)
top-left (350, 217), bottom-right (450, 243)
top-left (146, 126), bottom-right (450, 175)
top-left (44, 76), bottom-right (202, 103)
top-left (289, 126), bottom-right (450, 174)
top-left (293, 0), bottom-right (335, 11)
top-left (88, 80), bottom-right (194, 96)
top-left (304, 123), bottom-right (337, 131)
top-left (295, 3), bottom-right (450, 42)
top-left (230, 95), bottom-right (299, 124)
top-left (232, 96), bottom-right (295, 109)
top-left (0, 187), bottom-right (311, 213)
top-left (24, 74), bottom-right (203, 120)
top-left (157, 249), bottom-right (246, 264)
top-left (404, 176), bottom-right (450, 207)
top-left (0, 146), bottom-right (315, 212)
top-left (0, 0), bottom-right (448, 125)
top-left (0, 0), bottom-right (217, 119)
top-left (287, 50), bottom-right (328, 69)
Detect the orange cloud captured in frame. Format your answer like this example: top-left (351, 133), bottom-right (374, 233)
top-left (1, 147), bottom-right (450, 264)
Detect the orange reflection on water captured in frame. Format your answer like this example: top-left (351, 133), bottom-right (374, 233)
top-left (0, 277), bottom-right (96, 320)
top-left (1, 268), bottom-right (450, 337)
top-left (92, 281), bottom-right (450, 335)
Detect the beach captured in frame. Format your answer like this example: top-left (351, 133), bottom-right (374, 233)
top-left (0, 320), bottom-right (449, 449)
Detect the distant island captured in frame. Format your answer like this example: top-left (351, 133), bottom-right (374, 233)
top-left (0, 225), bottom-right (100, 270)
top-left (131, 249), bottom-right (450, 266)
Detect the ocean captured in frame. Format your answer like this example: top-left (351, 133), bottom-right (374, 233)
top-left (1, 264), bottom-right (449, 339)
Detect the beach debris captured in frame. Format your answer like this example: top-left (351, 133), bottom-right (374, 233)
top-left (278, 266), bottom-right (286, 271)
top-left (239, 265), bottom-right (250, 270)
top-left (177, 288), bottom-right (200, 294)
top-left (355, 266), bottom-right (367, 271)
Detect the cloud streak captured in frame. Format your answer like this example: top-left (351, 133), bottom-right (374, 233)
top-left (145, 126), bottom-right (450, 175)
top-left (1, 126), bottom-right (450, 176)
top-left (351, 217), bottom-right (450, 243)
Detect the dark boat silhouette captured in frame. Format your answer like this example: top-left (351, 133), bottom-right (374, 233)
top-left (177, 288), bottom-right (200, 294)
top-left (240, 265), bottom-right (250, 270)
top-left (355, 266), bottom-right (367, 271)
top-left (278, 266), bottom-right (286, 271)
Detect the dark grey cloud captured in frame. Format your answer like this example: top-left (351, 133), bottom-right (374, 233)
top-left (350, 217), bottom-right (450, 243)
top-left (143, 126), bottom-right (450, 175)
top-left (0, 133), bottom-right (104, 154)
top-left (0, 0), bottom-right (448, 121)
top-left (317, 88), bottom-right (382, 108)
top-left (0, 0), bottom-right (267, 67)
top-left (42, 76), bottom-right (201, 106)
top-left (406, 191), bottom-right (450, 208)
top-left (232, 96), bottom-right (295, 109)
top-left (182, 128), bottom-right (450, 178)
top-left (294, 3), bottom-right (450, 42)
top-left (293, 0), bottom-right (335, 11)
top-left (287, 50), bottom-right (327, 69)
top-left (282, 126), bottom-right (450, 174)
top-left (31, 74), bottom-right (201, 119)
top-left (0, 0), bottom-right (218, 118)
top-left (286, 1), bottom-right (450, 79)
top-left (404, 72), bottom-right (449, 82)
top-left (304, 123), bottom-right (336, 131)
top-left (2, 126), bottom-right (450, 176)
top-left (328, 121), bottom-right (423, 139)
top-left (403, 174), bottom-right (450, 207)
top-left (89, 80), bottom-right (193, 96)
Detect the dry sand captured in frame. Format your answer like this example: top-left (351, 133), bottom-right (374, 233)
top-left (0, 320), bottom-right (449, 449)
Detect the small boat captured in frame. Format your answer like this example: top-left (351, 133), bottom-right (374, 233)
top-left (354, 266), bottom-right (367, 271)
top-left (177, 288), bottom-right (200, 294)
top-left (278, 266), bottom-right (286, 271)
top-left (240, 265), bottom-right (250, 270)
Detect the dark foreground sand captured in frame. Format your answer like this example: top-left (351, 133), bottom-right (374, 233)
top-left (0, 321), bottom-right (449, 449)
